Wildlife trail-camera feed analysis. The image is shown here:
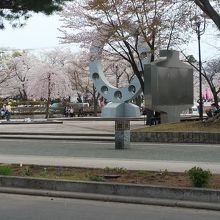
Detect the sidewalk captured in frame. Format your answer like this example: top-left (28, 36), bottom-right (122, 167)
top-left (1, 154), bottom-right (220, 174)
top-left (0, 118), bottom-right (145, 134)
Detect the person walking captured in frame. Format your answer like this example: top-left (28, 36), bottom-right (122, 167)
top-left (5, 102), bottom-right (12, 121)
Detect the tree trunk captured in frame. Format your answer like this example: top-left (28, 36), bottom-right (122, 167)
top-left (45, 97), bottom-right (51, 119)
top-left (22, 89), bottom-right (27, 101)
top-left (130, 62), bottom-right (144, 93)
top-left (123, 40), bottom-right (144, 93)
top-left (45, 73), bottom-right (51, 119)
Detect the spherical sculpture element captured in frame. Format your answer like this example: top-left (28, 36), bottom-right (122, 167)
top-left (128, 85), bottom-right (136, 94)
top-left (114, 91), bottom-right (122, 100)
top-left (101, 86), bottom-right (108, 95)
top-left (92, 72), bottom-right (99, 80)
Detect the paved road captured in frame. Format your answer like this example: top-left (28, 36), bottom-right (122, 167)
top-left (0, 139), bottom-right (220, 173)
top-left (0, 193), bottom-right (219, 220)
top-left (0, 139), bottom-right (220, 162)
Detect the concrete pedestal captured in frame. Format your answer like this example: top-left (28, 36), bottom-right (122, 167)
top-left (115, 120), bottom-right (130, 149)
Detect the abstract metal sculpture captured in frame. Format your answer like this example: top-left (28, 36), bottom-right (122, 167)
top-left (89, 40), bottom-right (142, 149)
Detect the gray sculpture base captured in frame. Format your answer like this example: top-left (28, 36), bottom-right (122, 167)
top-left (115, 120), bottom-right (130, 149)
top-left (102, 102), bottom-right (140, 118)
top-left (156, 105), bottom-right (191, 123)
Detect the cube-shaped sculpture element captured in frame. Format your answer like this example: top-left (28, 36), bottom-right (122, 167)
top-left (144, 50), bottom-right (193, 108)
top-left (101, 102), bottom-right (140, 118)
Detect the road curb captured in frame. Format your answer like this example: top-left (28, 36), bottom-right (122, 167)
top-left (0, 131), bottom-right (114, 141)
top-left (0, 135), bottom-right (114, 142)
top-left (1, 187), bottom-right (220, 211)
top-left (131, 131), bottom-right (220, 144)
top-left (0, 132), bottom-right (114, 137)
top-left (0, 176), bottom-right (220, 210)
top-left (0, 121), bottom-right (63, 125)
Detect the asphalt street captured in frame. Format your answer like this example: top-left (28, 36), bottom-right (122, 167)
top-left (0, 139), bottom-right (220, 173)
top-left (0, 139), bottom-right (220, 162)
top-left (0, 193), bottom-right (220, 220)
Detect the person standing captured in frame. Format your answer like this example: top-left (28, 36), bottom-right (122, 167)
top-left (154, 111), bottom-right (161, 125)
top-left (69, 107), bottom-right (75, 117)
top-left (144, 108), bottom-right (154, 126)
top-left (78, 107), bottom-right (84, 117)
top-left (5, 102), bottom-right (12, 121)
top-left (1, 104), bottom-right (6, 119)
top-left (210, 103), bottom-right (218, 116)
top-left (64, 106), bottom-right (69, 117)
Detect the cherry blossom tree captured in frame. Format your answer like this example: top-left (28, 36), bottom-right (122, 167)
top-left (0, 50), bottom-right (27, 99)
top-left (4, 52), bottom-right (36, 100)
top-left (66, 51), bottom-right (90, 94)
top-left (28, 50), bottom-right (73, 118)
top-left (103, 55), bottom-right (134, 87)
top-left (59, 0), bottom-right (193, 93)
top-left (203, 58), bottom-right (220, 107)
top-left (0, 53), bottom-right (11, 95)
top-left (184, 53), bottom-right (220, 108)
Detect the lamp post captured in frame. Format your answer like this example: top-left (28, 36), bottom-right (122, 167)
top-left (192, 16), bottom-right (205, 121)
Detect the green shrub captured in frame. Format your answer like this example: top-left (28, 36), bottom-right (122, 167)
top-left (187, 166), bottom-right (212, 187)
top-left (136, 170), bottom-right (150, 176)
top-left (40, 168), bottom-right (48, 177)
top-left (88, 175), bottom-right (104, 182)
top-left (21, 166), bottom-right (32, 176)
top-left (159, 169), bottom-right (169, 177)
top-left (0, 166), bottom-right (12, 175)
top-left (104, 167), bottom-right (127, 174)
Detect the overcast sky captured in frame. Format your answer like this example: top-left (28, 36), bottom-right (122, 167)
top-left (0, 13), bottom-right (219, 61)
top-left (0, 13), bottom-right (76, 52)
